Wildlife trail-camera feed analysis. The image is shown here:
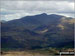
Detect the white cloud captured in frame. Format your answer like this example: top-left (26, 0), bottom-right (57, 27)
top-left (0, 1), bottom-right (74, 21)
top-left (1, 1), bottom-right (74, 12)
top-left (0, 0), bottom-right (74, 2)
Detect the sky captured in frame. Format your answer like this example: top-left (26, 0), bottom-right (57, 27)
top-left (0, 0), bottom-right (75, 21)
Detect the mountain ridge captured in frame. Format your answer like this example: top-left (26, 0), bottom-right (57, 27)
top-left (1, 13), bottom-right (74, 50)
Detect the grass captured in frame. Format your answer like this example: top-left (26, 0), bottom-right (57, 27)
top-left (1, 48), bottom-right (74, 56)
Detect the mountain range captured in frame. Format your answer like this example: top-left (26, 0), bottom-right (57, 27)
top-left (1, 13), bottom-right (74, 50)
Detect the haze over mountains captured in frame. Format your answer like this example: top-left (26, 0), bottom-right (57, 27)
top-left (1, 13), bottom-right (74, 50)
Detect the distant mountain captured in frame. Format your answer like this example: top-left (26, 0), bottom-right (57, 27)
top-left (0, 20), bottom-right (6, 23)
top-left (1, 13), bottom-right (74, 50)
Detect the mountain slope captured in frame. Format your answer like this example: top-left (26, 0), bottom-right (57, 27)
top-left (1, 13), bottom-right (74, 50)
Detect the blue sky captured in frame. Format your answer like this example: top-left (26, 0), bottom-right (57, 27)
top-left (0, 0), bottom-right (75, 21)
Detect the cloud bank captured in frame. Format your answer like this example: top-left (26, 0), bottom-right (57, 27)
top-left (0, 0), bottom-right (74, 21)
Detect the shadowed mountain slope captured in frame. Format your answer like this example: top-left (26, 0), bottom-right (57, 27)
top-left (1, 13), bottom-right (74, 50)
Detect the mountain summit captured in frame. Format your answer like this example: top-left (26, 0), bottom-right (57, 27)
top-left (1, 13), bottom-right (74, 49)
